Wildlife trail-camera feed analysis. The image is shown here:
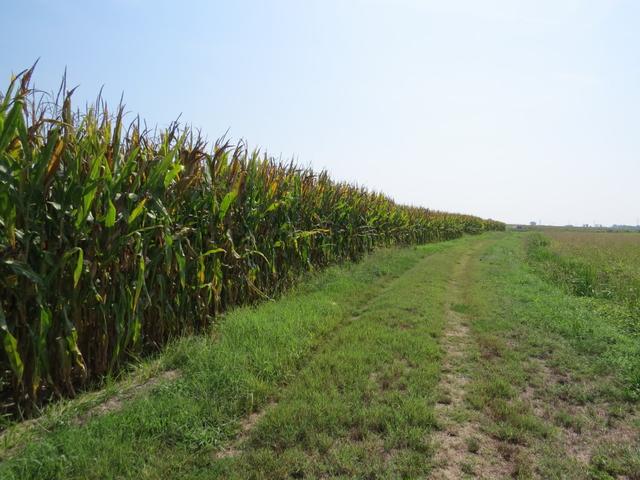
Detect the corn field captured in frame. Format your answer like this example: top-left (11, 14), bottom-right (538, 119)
top-left (0, 67), bottom-right (504, 416)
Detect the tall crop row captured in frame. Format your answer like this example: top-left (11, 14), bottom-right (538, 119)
top-left (0, 68), bottom-right (504, 415)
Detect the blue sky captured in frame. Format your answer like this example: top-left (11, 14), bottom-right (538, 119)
top-left (3, 0), bottom-right (639, 225)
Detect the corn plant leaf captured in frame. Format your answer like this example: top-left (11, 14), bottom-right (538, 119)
top-left (197, 256), bottom-right (205, 284)
top-left (264, 201), bottom-right (280, 213)
top-left (0, 100), bottom-right (22, 152)
top-left (61, 248), bottom-right (84, 287)
top-left (44, 137), bottom-right (64, 186)
top-left (2, 259), bottom-right (43, 285)
top-left (164, 162), bottom-right (183, 188)
top-left (132, 255), bottom-right (145, 313)
top-left (201, 248), bottom-right (225, 257)
top-left (73, 248), bottom-right (84, 287)
top-left (128, 198), bottom-right (147, 224)
top-left (63, 314), bottom-right (86, 374)
top-left (105, 199), bottom-right (117, 227)
top-left (36, 307), bottom-right (52, 383)
top-left (0, 305), bottom-right (23, 381)
top-left (175, 245), bottom-right (186, 288)
top-left (218, 190), bottom-right (237, 222)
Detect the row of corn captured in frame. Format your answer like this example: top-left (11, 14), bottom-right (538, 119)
top-left (0, 67), bottom-right (504, 416)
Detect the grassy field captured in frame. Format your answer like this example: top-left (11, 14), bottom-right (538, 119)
top-left (528, 229), bottom-right (640, 344)
top-left (1, 231), bottom-right (639, 479)
top-left (527, 229), bottom-right (640, 311)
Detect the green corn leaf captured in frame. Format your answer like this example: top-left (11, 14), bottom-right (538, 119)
top-left (131, 316), bottom-right (142, 347)
top-left (105, 199), bottom-right (117, 227)
top-left (0, 77), bottom-right (17, 111)
top-left (3, 331), bottom-right (23, 381)
top-left (132, 255), bottom-right (145, 313)
top-left (128, 198), bottom-right (147, 224)
top-left (2, 259), bottom-right (43, 285)
top-left (0, 304), bottom-right (23, 381)
top-left (62, 247), bottom-right (84, 288)
top-left (36, 307), bottom-right (52, 380)
top-left (201, 248), bottom-right (225, 257)
top-left (0, 99), bottom-right (22, 152)
top-left (63, 310), bottom-right (86, 375)
top-left (73, 248), bottom-right (84, 287)
top-left (218, 190), bottom-right (238, 222)
top-left (39, 307), bottom-right (52, 341)
top-left (74, 157), bottom-right (103, 227)
top-left (197, 255), bottom-right (205, 285)
top-left (164, 162), bottom-right (183, 188)
top-left (264, 201), bottom-right (280, 213)
top-left (175, 247), bottom-right (186, 288)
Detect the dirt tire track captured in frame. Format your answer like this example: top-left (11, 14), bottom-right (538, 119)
top-left (430, 245), bottom-right (514, 479)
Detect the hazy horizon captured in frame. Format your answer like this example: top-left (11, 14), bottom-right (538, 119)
top-left (3, 0), bottom-right (639, 226)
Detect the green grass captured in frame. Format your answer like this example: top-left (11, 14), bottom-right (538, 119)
top-left (526, 230), bottom-right (640, 321)
top-left (525, 232), bottom-right (640, 395)
top-left (464, 233), bottom-right (640, 478)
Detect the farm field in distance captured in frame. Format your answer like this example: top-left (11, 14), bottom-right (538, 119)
top-left (1, 230), bottom-right (639, 479)
top-left (530, 228), bottom-right (640, 314)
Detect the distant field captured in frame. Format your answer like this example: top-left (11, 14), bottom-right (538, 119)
top-left (527, 229), bottom-right (640, 315)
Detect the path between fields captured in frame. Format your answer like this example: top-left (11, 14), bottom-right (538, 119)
top-left (430, 243), bottom-right (514, 479)
top-left (210, 238), bottom-right (486, 477)
top-left (213, 237), bottom-right (522, 477)
top-left (213, 243), bottom-right (448, 464)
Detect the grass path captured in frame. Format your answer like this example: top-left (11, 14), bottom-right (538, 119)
top-left (210, 235), bottom-right (476, 478)
top-left (431, 245), bottom-right (513, 478)
top-left (2, 232), bottom-right (639, 479)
